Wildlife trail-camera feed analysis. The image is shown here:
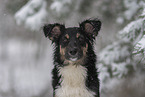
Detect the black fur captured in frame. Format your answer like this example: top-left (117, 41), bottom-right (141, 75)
top-left (43, 19), bottom-right (101, 97)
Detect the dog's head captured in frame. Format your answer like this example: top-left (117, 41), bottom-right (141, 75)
top-left (43, 19), bottom-right (101, 64)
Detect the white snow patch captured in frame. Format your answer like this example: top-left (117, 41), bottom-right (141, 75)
top-left (124, 0), bottom-right (139, 20)
top-left (14, 66), bottom-right (51, 97)
top-left (138, 35), bottom-right (145, 50)
top-left (0, 65), bottom-right (11, 92)
top-left (15, 0), bottom-right (47, 31)
top-left (116, 17), bottom-right (124, 24)
top-left (50, 0), bottom-right (72, 13)
top-left (134, 35), bottom-right (145, 55)
top-left (118, 19), bottom-right (144, 44)
top-left (0, 39), bottom-right (53, 97)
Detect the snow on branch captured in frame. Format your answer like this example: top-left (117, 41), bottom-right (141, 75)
top-left (134, 35), bottom-right (145, 53)
top-left (50, 0), bottom-right (81, 17)
top-left (134, 35), bottom-right (145, 63)
top-left (15, 0), bottom-right (48, 31)
top-left (50, 0), bottom-right (72, 13)
top-left (98, 8), bottom-right (145, 82)
top-left (118, 19), bottom-right (144, 44)
top-left (116, 0), bottom-right (145, 24)
top-left (124, 0), bottom-right (139, 20)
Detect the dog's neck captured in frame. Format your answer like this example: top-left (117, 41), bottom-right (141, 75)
top-left (59, 64), bottom-right (87, 87)
top-left (55, 64), bottom-right (95, 97)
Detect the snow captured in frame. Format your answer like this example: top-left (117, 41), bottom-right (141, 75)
top-left (138, 35), bottom-right (145, 50)
top-left (112, 62), bottom-right (129, 78)
top-left (132, 4), bottom-right (145, 60)
top-left (99, 41), bottom-right (130, 65)
top-left (134, 35), bottom-right (145, 56)
top-left (141, 8), bottom-right (145, 18)
top-left (98, 42), bottom-right (131, 80)
top-left (116, 17), bottom-right (124, 24)
top-left (98, 63), bottom-right (110, 82)
top-left (14, 66), bottom-right (51, 97)
top-left (50, 0), bottom-right (72, 13)
top-left (116, 0), bottom-right (145, 24)
top-left (50, 0), bottom-right (73, 17)
top-left (0, 39), bottom-right (53, 97)
top-left (50, 1), bottom-right (64, 13)
top-left (25, 3), bottom-right (48, 31)
top-left (118, 19), bottom-right (144, 44)
top-left (140, 1), bottom-right (145, 19)
top-left (15, 0), bottom-right (48, 31)
top-left (124, 0), bottom-right (139, 20)
top-left (98, 8), bottom-right (145, 83)
top-left (5, 39), bottom-right (38, 61)
top-left (0, 65), bottom-right (11, 92)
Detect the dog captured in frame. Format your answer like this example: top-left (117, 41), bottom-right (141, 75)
top-left (43, 19), bottom-right (101, 97)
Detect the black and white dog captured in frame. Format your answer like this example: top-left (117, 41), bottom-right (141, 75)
top-left (43, 19), bottom-right (101, 97)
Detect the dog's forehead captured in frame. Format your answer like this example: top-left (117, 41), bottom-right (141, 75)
top-left (65, 27), bottom-right (81, 36)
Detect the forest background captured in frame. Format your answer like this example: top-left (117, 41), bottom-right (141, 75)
top-left (0, 0), bottom-right (145, 97)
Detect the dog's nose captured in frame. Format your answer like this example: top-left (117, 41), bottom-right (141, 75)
top-left (69, 48), bottom-right (78, 56)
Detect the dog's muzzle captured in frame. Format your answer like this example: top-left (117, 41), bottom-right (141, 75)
top-left (65, 47), bottom-right (83, 61)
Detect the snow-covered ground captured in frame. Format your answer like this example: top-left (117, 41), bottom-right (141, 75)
top-left (0, 38), bottom-right (53, 97)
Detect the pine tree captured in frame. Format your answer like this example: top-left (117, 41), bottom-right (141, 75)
top-left (98, 0), bottom-right (145, 87)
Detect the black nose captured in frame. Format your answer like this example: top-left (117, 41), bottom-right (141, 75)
top-left (69, 48), bottom-right (78, 56)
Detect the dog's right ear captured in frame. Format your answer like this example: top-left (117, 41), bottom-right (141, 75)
top-left (43, 23), bottom-right (65, 42)
top-left (80, 19), bottom-right (101, 39)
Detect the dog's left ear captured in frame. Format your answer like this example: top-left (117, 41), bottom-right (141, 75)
top-left (80, 19), bottom-right (101, 37)
top-left (43, 23), bottom-right (65, 42)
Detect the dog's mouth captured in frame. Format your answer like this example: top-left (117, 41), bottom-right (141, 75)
top-left (66, 54), bottom-right (81, 62)
top-left (59, 48), bottom-right (87, 65)
top-left (64, 53), bottom-right (86, 65)
top-left (65, 48), bottom-right (83, 62)
top-left (69, 58), bottom-right (78, 61)
top-left (60, 45), bottom-right (87, 63)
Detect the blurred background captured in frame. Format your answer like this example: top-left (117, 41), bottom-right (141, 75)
top-left (0, 0), bottom-right (145, 97)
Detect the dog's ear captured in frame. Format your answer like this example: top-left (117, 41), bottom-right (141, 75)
top-left (43, 23), bottom-right (65, 41)
top-left (80, 19), bottom-right (101, 38)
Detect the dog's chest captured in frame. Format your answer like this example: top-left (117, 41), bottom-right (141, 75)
top-left (55, 65), bottom-right (95, 97)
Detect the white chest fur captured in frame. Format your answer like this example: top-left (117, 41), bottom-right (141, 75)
top-left (55, 65), bottom-right (95, 97)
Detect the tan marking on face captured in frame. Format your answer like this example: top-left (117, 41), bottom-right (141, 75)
top-left (65, 34), bottom-right (69, 39)
top-left (81, 43), bottom-right (88, 62)
top-left (83, 43), bottom-right (88, 56)
top-left (76, 33), bottom-right (80, 38)
top-left (60, 45), bottom-right (66, 61)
